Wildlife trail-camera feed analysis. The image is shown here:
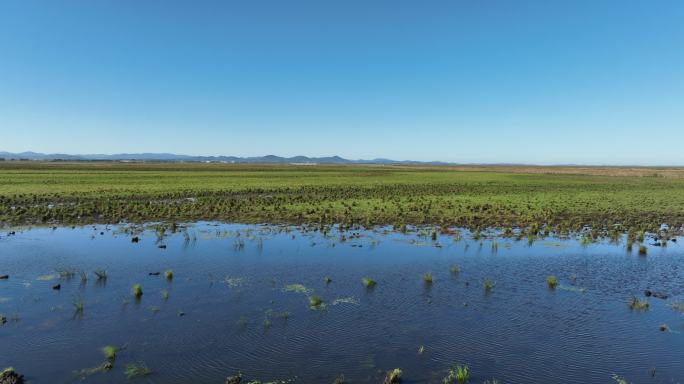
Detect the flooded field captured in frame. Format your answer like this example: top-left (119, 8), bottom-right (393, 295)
top-left (1, 223), bottom-right (682, 383)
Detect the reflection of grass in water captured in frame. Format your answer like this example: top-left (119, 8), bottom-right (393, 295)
top-left (283, 283), bottom-right (311, 294)
top-left (160, 289), bottom-right (170, 301)
top-left (124, 363), bottom-right (151, 379)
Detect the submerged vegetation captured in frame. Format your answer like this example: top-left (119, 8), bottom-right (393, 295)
top-left (2, 163), bottom-right (684, 236)
top-left (124, 363), bottom-right (151, 379)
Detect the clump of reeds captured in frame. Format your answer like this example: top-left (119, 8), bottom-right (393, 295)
top-left (132, 284), bottom-right (143, 299)
top-left (102, 345), bottom-right (117, 362)
top-left (383, 368), bottom-right (402, 384)
top-left (362, 277), bottom-right (376, 288)
top-left (94, 270), bottom-right (107, 280)
top-left (546, 275), bottom-right (558, 289)
top-left (165, 270), bottom-right (173, 281)
top-left (423, 272), bottom-right (433, 284)
top-left (483, 279), bottom-right (494, 292)
top-left (443, 364), bottom-right (469, 384)
top-left (628, 296), bottom-right (649, 310)
top-left (308, 295), bottom-right (324, 309)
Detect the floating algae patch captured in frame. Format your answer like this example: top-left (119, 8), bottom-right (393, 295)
top-left (283, 284), bottom-right (312, 295)
top-left (332, 297), bottom-right (359, 306)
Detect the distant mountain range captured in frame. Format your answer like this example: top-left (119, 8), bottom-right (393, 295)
top-left (0, 151), bottom-right (452, 165)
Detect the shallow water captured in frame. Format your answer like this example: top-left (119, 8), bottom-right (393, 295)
top-left (0, 223), bottom-right (682, 384)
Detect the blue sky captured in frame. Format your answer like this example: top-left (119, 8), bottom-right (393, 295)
top-left (1, 0), bottom-right (683, 164)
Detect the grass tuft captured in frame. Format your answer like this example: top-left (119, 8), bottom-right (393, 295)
top-left (628, 296), bottom-right (649, 310)
top-left (443, 364), bottom-right (469, 384)
top-left (362, 277), bottom-right (376, 288)
top-left (546, 275), bottom-right (558, 289)
top-left (132, 284), bottom-right (143, 298)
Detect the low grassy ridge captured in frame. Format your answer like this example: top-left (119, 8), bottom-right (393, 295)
top-left (1, 162), bottom-right (684, 234)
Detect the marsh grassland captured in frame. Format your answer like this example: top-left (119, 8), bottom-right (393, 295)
top-left (2, 162), bottom-right (684, 235)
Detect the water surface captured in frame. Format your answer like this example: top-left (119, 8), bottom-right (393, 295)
top-left (1, 223), bottom-right (682, 383)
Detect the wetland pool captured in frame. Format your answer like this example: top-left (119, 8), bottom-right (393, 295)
top-left (0, 223), bottom-right (683, 383)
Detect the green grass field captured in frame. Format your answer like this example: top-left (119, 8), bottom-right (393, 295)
top-left (1, 162), bottom-right (683, 234)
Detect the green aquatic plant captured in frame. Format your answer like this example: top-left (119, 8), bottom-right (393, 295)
top-left (483, 279), bottom-right (494, 292)
top-left (165, 270), bottom-right (173, 281)
top-left (628, 296), bottom-right (649, 310)
top-left (383, 368), bottom-right (402, 384)
top-left (283, 283), bottom-right (311, 294)
top-left (102, 345), bottom-right (117, 361)
top-left (124, 363), bottom-right (151, 379)
top-left (72, 297), bottom-right (84, 314)
top-left (160, 289), bottom-right (170, 301)
top-left (0, 367), bottom-right (24, 384)
top-left (423, 272), bottom-right (433, 284)
top-left (546, 275), bottom-right (558, 289)
top-left (449, 265), bottom-right (460, 275)
top-left (611, 374), bottom-right (630, 384)
top-left (132, 284), bottom-right (143, 299)
top-left (308, 295), bottom-right (324, 309)
top-left (443, 364), bottom-right (469, 383)
top-left (362, 277), bottom-right (376, 288)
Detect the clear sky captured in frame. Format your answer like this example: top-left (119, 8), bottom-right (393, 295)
top-left (1, 0), bottom-right (683, 164)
